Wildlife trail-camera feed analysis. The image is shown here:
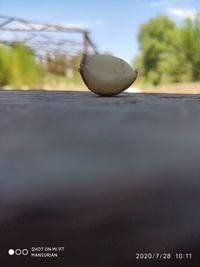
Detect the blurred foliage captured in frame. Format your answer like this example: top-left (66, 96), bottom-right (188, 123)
top-left (133, 14), bottom-right (200, 86)
top-left (3, 14), bottom-right (200, 89)
top-left (0, 45), bottom-right (11, 86)
top-left (0, 43), bottom-right (40, 88)
top-left (71, 52), bottom-right (82, 72)
top-left (45, 52), bottom-right (68, 76)
top-left (0, 42), bottom-right (83, 89)
top-left (103, 51), bottom-right (114, 56)
top-left (42, 52), bottom-right (83, 87)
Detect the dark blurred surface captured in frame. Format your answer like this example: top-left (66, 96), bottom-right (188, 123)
top-left (0, 91), bottom-right (200, 267)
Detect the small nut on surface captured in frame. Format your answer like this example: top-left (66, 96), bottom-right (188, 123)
top-left (79, 54), bottom-right (138, 96)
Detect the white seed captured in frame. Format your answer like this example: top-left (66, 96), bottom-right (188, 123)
top-left (79, 54), bottom-right (138, 96)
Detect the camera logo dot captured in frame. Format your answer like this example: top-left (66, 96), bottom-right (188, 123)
top-left (15, 249), bottom-right (21, 256)
top-left (22, 249), bottom-right (29, 255)
top-left (8, 249), bottom-right (14, 256)
top-left (8, 249), bottom-right (28, 256)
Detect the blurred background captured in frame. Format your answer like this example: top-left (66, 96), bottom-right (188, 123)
top-left (0, 0), bottom-right (200, 93)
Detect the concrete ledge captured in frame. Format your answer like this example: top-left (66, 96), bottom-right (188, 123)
top-left (0, 90), bottom-right (200, 266)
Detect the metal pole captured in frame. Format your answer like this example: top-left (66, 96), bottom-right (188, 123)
top-left (83, 32), bottom-right (88, 54)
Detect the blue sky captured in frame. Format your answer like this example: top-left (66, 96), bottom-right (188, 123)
top-left (1, 0), bottom-right (200, 63)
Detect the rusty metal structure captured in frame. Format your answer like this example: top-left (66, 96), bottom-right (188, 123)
top-left (0, 15), bottom-right (98, 62)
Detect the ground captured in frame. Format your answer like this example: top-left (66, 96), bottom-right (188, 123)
top-left (0, 90), bottom-right (200, 267)
top-left (136, 81), bottom-right (200, 94)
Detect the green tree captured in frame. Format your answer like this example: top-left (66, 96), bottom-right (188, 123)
top-left (133, 14), bottom-right (200, 86)
top-left (134, 16), bottom-right (177, 85)
top-left (179, 14), bottom-right (200, 81)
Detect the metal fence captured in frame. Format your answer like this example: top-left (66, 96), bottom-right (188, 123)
top-left (0, 15), bottom-right (98, 61)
